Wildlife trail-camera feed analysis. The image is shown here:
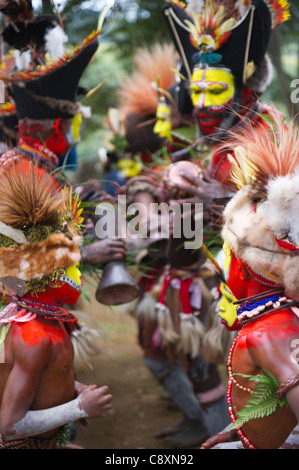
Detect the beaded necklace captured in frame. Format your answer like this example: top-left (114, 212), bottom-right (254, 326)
top-left (226, 288), bottom-right (299, 449)
top-left (226, 332), bottom-right (257, 449)
top-left (0, 299), bottom-right (77, 324)
top-left (235, 291), bottom-right (299, 327)
top-left (18, 139), bottom-right (59, 168)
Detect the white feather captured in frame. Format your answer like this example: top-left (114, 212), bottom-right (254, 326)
top-left (186, 0), bottom-right (205, 14)
top-left (288, 172), bottom-right (299, 244)
top-left (44, 25), bottom-right (68, 61)
top-left (14, 50), bottom-right (32, 70)
top-left (266, 172), bottom-right (299, 244)
top-left (266, 175), bottom-right (294, 233)
top-left (0, 221), bottom-right (28, 245)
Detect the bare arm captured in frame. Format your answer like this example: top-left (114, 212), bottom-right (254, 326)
top-left (10, 385), bottom-right (112, 439)
top-left (284, 383), bottom-right (299, 423)
top-left (0, 331), bottom-right (112, 439)
top-left (0, 331), bottom-right (52, 437)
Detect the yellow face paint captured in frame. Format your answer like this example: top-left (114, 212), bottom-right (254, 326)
top-left (217, 282), bottom-right (238, 328)
top-left (223, 241), bottom-right (232, 282)
top-left (153, 102), bottom-right (172, 142)
top-left (71, 113), bottom-right (83, 143)
top-left (190, 67), bottom-right (235, 111)
top-left (65, 263), bottom-right (82, 288)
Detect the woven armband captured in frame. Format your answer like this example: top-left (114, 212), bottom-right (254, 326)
top-left (276, 374), bottom-right (299, 400)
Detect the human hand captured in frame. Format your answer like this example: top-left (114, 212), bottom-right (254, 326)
top-left (200, 429), bottom-right (237, 449)
top-left (78, 385), bottom-right (113, 419)
top-left (81, 238), bottom-right (126, 266)
top-left (168, 169), bottom-right (229, 204)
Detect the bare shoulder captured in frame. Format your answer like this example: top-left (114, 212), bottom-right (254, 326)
top-left (245, 310), bottom-right (299, 379)
top-left (245, 310), bottom-right (299, 347)
top-left (10, 320), bottom-right (54, 368)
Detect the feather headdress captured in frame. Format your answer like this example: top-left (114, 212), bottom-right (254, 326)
top-left (185, 0), bottom-right (237, 52)
top-left (222, 105), bottom-right (299, 299)
top-left (0, 160), bottom-right (83, 288)
top-left (227, 106), bottom-right (299, 192)
top-left (118, 42), bottom-right (177, 118)
top-left (163, 0), bottom-right (290, 88)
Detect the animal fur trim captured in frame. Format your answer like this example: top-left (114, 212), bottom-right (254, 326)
top-left (245, 55), bottom-right (273, 94)
top-left (222, 185), bottom-right (299, 300)
top-left (0, 233), bottom-right (80, 282)
top-left (26, 89), bottom-right (81, 116)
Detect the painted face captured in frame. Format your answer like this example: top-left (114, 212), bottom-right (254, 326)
top-left (190, 67), bottom-right (235, 134)
top-left (153, 102), bottom-right (172, 142)
top-left (217, 282), bottom-right (238, 330)
top-left (45, 115), bottom-right (82, 157)
top-left (223, 241), bottom-right (249, 300)
top-left (52, 263), bottom-right (82, 304)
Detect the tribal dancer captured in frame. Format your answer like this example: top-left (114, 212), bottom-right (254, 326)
top-left (145, 0), bottom-right (290, 447)
top-left (109, 44), bottom-right (221, 448)
top-left (0, 4), bottom-right (126, 269)
top-left (159, 0), bottom-right (290, 182)
top-left (0, 6), bottom-right (126, 372)
top-left (201, 108), bottom-right (299, 449)
top-left (0, 160), bottom-right (112, 449)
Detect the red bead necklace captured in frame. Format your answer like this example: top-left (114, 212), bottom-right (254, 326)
top-left (226, 332), bottom-right (257, 449)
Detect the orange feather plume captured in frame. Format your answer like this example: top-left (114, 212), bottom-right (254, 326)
top-left (223, 105), bottom-right (299, 190)
top-left (118, 43), bottom-right (177, 118)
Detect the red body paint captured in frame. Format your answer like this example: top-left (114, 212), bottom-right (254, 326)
top-left (19, 320), bottom-right (66, 347)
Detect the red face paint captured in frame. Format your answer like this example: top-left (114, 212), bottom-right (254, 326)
top-left (226, 253), bottom-right (272, 301)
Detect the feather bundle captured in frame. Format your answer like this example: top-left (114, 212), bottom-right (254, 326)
top-left (186, 0), bottom-right (247, 18)
top-left (185, 0), bottom-right (236, 51)
top-left (0, 161), bottom-right (63, 230)
top-left (224, 106), bottom-right (299, 195)
top-left (118, 43), bottom-right (177, 117)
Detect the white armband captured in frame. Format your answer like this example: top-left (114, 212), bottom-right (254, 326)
top-left (6, 397), bottom-right (87, 440)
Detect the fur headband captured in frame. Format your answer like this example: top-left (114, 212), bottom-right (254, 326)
top-left (0, 233), bottom-right (80, 282)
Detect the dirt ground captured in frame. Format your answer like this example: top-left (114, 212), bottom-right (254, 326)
top-left (72, 279), bottom-right (183, 450)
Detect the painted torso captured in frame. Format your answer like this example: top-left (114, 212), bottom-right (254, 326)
top-left (230, 309), bottom-right (299, 448)
top-left (0, 316), bottom-right (75, 438)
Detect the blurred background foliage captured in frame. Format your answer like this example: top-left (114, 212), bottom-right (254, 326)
top-left (34, 0), bottom-right (298, 166)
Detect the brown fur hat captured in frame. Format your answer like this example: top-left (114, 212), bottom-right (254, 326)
top-left (0, 233), bottom-right (80, 281)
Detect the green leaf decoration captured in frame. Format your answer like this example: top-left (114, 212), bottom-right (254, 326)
top-left (53, 423), bottom-right (77, 448)
top-left (170, 125), bottom-right (197, 144)
top-left (229, 371), bottom-right (289, 430)
top-left (110, 134), bottom-right (130, 154)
